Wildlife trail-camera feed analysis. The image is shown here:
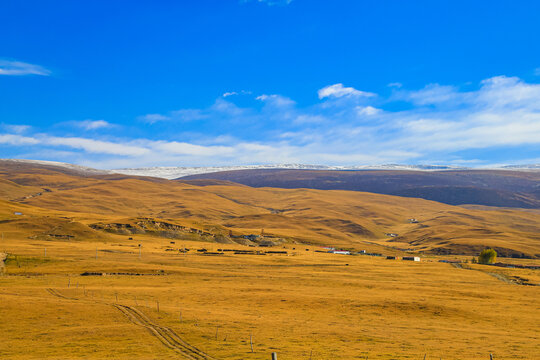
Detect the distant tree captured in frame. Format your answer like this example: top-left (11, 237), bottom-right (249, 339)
top-left (478, 248), bottom-right (497, 264)
top-left (471, 256), bottom-right (477, 264)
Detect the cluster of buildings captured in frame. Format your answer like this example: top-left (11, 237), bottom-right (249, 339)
top-left (321, 247), bottom-right (421, 261)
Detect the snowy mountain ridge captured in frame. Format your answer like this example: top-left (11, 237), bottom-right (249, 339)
top-left (111, 163), bottom-right (540, 180)
top-left (2, 159), bottom-right (539, 180)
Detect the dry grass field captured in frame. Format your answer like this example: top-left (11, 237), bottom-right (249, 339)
top-left (1, 233), bottom-right (539, 359)
top-left (0, 160), bottom-right (539, 258)
top-left (0, 161), bottom-right (539, 359)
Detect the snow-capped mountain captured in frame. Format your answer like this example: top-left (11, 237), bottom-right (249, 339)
top-left (500, 164), bottom-right (540, 170)
top-left (3, 159), bottom-right (538, 180)
top-left (111, 164), bottom-right (470, 180)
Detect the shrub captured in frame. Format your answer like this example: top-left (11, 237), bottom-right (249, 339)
top-left (478, 248), bottom-right (497, 264)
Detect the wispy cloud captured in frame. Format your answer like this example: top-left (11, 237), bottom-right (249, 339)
top-left (1, 124), bottom-right (31, 134)
top-left (0, 134), bottom-right (40, 146)
top-left (223, 90), bottom-right (252, 97)
top-left (138, 114), bottom-right (171, 124)
top-left (70, 120), bottom-right (113, 130)
top-left (318, 83), bottom-right (376, 99)
top-left (0, 60), bottom-right (51, 76)
top-left (2, 75), bottom-right (540, 168)
top-left (356, 106), bottom-right (381, 116)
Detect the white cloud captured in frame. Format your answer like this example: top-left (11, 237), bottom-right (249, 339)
top-left (535, 68), bottom-right (540, 76)
top-left (0, 60), bottom-right (51, 76)
top-left (1, 124), bottom-right (31, 134)
top-left (138, 114), bottom-right (171, 123)
top-left (476, 76), bottom-right (540, 110)
top-left (398, 83), bottom-right (462, 105)
top-left (318, 83), bottom-right (376, 99)
top-left (44, 136), bottom-right (150, 156)
top-left (388, 82), bottom-right (403, 88)
top-left (150, 140), bottom-right (235, 156)
top-left (356, 106), bottom-right (381, 116)
top-left (223, 90), bottom-right (252, 97)
top-left (0, 134), bottom-right (40, 145)
top-left (3, 74), bottom-right (540, 168)
top-left (256, 94), bottom-right (295, 107)
top-left (72, 120), bottom-right (112, 130)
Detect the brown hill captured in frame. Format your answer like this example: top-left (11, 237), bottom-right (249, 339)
top-left (0, 160), bottom-right (539, 258)
top-left (180, 169), bottom-right (540, 208)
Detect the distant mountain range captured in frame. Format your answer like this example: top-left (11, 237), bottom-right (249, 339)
top-left (110, 163), bottom-right (540, 179)
top-left (2, 159), bottom-right (539, 209)
top-left (3, 159), bottom-right (539, 179)
top-left (1, 159), bottom-right (539, 258)
top-left (181, 168), bottom-right (540, 209)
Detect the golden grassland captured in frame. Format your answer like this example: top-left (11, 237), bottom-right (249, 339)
top-left (0, 163), bottom-right (539, 359)
top-left (0, 163), bottom-right (539, 257)
top-left (1, 232), bottom-right (539, 360)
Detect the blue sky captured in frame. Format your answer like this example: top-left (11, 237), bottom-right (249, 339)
top-left (1, 0), bottom-right (540, 168)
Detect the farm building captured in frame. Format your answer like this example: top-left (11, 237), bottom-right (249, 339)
top-left (330, 250), bottom-right (351, 255)
top-left (403, 256), bottom-right (421, 262)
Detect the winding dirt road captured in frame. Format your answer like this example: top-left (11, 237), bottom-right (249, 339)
top-left (46, 288), bottom-right (215, 359)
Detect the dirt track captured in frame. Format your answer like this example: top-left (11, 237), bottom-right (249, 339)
top-left (46, 288), bottom-right (215, 360)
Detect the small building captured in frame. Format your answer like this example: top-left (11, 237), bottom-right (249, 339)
top-left (386, 256), bottom-right (397, 260)
top-left (331, 250), bottom-right (351, 255)
top-left (385, 233), bottom-right (398, 237)
top-left (408, 218), bottom-right (419, 223)
top-left (403, 256), bottom-right (421, 262)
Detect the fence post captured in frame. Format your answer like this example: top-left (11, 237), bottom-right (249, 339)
top-left (250, 332), bottom-right (254, 353)
top-left (271, 352), bottom-right (277, 360)
top-left (490, 354), bottom-right (493, 360)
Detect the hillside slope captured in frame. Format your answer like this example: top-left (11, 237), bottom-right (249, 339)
top-left (0, 160), bottom-right (539, 258)
top-left (180, 169), bottom-right (540, 208)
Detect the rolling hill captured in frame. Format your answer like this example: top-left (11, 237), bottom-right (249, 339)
top-left (1, 160), bottom-right (539, 258)
top-left (180, 169), bottom-right (540, 209)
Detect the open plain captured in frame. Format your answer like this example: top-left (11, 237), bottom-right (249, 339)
top-left (0, 161), bottom-right (539, 359)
